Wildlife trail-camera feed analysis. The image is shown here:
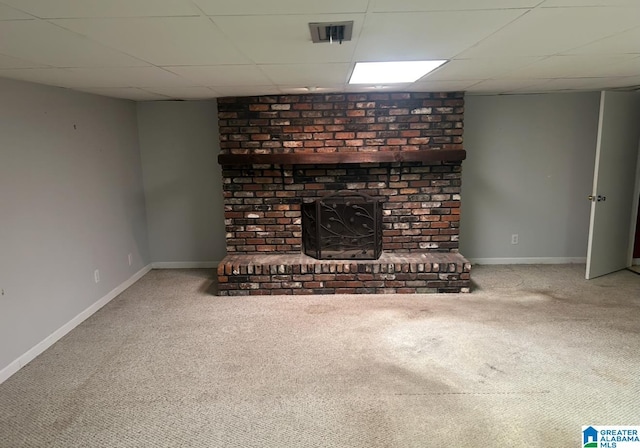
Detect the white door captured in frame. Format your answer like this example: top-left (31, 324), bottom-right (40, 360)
top-left (586, 91), bottom-right (640, 279)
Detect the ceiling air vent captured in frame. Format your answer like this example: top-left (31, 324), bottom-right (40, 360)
top-left (309, 21), bottom-right (353, 44)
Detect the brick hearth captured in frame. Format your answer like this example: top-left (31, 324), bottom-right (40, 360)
top-left (216, 92), bottom-right (471, 295)
top-left (218, 253), bottom-right (471, 295)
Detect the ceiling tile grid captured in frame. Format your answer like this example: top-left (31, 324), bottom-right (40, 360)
top-left (51, 16), bottom-right (250, 66)
top-left (74, 87), bottom-right (173, 101)
top-left (191, 0), bottom-right (370, 16)
top-left (0, 19), bottom-right (151, 67)
top-left (0, 2), bottom-right (33, 20)
top-left (0, 0), bottom-right (637, 100)
top-left (210, 14), bottom-right (364, 64)
top-left (0, 0), bottom-right (202, 19)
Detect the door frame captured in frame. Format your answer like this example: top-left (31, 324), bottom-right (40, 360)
top-left (629, 139), bottom-right (640, 265)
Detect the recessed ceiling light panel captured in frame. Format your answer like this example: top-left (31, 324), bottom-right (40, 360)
top-left (349, 60), bottom-right (447, 84)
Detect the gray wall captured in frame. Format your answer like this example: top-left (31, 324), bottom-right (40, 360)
top-left (460, 93), bottom-right (601, 261)
top-left (135, 94), bottom-right (602, 265)
top-left (137, 101), bottom-right (225, 265)
top-left (0, 77), bottom-right (149, 371)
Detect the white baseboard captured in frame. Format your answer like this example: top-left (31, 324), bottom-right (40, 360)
top-left (0, 264), bottom-right (152, 385)
top-left (469, 257), bottom-right (587, 265)
top-left (151, 261), bottom-right (219, 269)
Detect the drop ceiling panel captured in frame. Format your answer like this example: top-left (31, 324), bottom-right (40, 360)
top-left (354, 10), bottom-right (526, 61)
top-left (0, 53), bottom-right (46, 69)
top-left (192, 0), bottom-right (369, 16)
top-left (345, 84), bottom-right (412, 92)
top-left (63, 67), bottom-right (195, 88)
top-left (75, 87), bottom-right (171, 101)
top-left (520, 78), bottom-right (600, 91)
top-left (52, 17), bottom-right (249, 66)
top-left (279, 85), bottom-right (344, 94)
top-left (505, 82), bottom-right (572, 94)
top-left (143, 86), bottom-right (217, 99)
top-left (0, 3), bottom-right (33, 20)
top-left (212, 14), bottom-right (363, 64)
top-left (522, 77), bottom-right (636, 92)
top-left (426, 57), bottom-right (543, 81)
top-left (593, 76), bottom-right (640, 89)
top-left (0, 68), bottom-right (87, 88)
top-left (260, 63), bottom-right (350, 86)
top-left (0, 0), bottom-right (200, 18)
top-left (541, 0), bottom-right (640, 6)
top-left (504, 55), bottom-right (640, 79)
top-left (459, 6), bottom-right (640, 58)
top-left (210, 85), bottom-right (280, 97)
top-left (466, 78), bottom-right (550, 93)
top-left (0, 67), bottom-right (192, 89)
top-left (507, 79), bottom-right (640, 93)
top-left (164, 65), bottom-right (272, 86)
top-left (372, 0), bottom-right (542, 12)
top-left (408, 79), bottom-right (483, 92)
top-left (0, 20), bottom-right (149, 67)
top-left (564, 26), bottom-right (640, 55)
top-left (0, 1), bottom-right (638, 99)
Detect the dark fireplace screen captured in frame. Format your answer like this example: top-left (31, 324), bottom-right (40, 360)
top-left (302, 191), bottom-right (383, 260)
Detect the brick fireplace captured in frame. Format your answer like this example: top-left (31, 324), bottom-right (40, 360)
top-left (216, 92), bottom-right (471, 295)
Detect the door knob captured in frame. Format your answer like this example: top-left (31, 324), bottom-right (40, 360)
top-left (588, 195), bottom-right (595, 201)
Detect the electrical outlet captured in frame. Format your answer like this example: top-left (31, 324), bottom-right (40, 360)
top-left (94, 269), bottom-right (100, 283)
top-left (511, 234), bottom-right (519, 245)
top-left (128, 253), bottom-right (132, 266)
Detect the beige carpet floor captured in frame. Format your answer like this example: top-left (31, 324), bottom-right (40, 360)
top-left (0, 264), bottom-right (639, 447)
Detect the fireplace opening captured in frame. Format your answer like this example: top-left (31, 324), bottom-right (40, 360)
top-left (302, 191), bottom-right (383, 260)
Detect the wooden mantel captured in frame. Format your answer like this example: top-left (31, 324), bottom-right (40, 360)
top-left (218, 149), bottom-right (466, 166)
